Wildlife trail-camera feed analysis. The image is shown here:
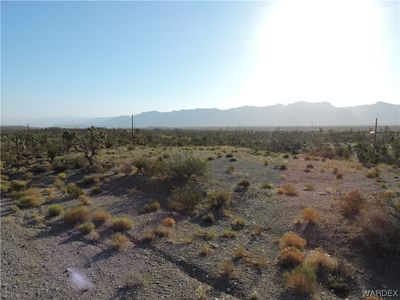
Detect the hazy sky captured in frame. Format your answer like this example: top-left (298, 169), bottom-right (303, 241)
top-left (1, 0), bottom-right (399, 122)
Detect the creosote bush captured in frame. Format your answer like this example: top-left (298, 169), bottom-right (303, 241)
top-left (168, 183), bottom-right (205, 212)
top-left (279, 232), bottom-right (306, 250)
top-left (339, 189), bottom-right (365, 217)
top-left (110, 216), bottom-right (134, 232)
top-left (64, 206), bottom-right (92, 224)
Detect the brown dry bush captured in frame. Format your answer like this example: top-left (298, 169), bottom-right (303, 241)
top-left (112, 233), bottom-right (129, 250)
top-left (94, 209), bottom-right (111, 222)
top-left (64, 206), bottom-right (91, 224)
top-left (305, 249), bottom-right (337, 272)
top-left (218, 259), bottom-right (236, 278)
top-left (162, 217), bottom-right (176, 227)
top-left (339, 189), bottom-right (365, 217)
top-left (302, 207), bottom-right (320, 224)
top-left (279, 232), bottom-right (306, 250)
top-left (278, 247), bottom-right (305, 267)
top-left (144, 201), bottom-right (160, 212)
top-left (79, 195), bottom-right (93, 206)
top-left (233, 245), bottom-right (250, 258)
top-left (110, 216), bottom-right (134, 232)
top-left (79, 221), bottom-right (95, 234)
top-left (283, 264), bottom-right (317, 296)
top-left (17, 188), bottom-right (43, 208)
top-left (277, 184), bottom-right (298, 196)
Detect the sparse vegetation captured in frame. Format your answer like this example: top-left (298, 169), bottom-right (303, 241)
top-left (94, 209), bottom-right (111, 222)
top-left (64, 206), bottom-right (92, 224)
top-left (277, 184), bottom-right (298, 196)
top-left (47, 204), bottom-right (64, 217)
top-left (168, 183), bottom-right (205, 212)
top-left (79, 221), bottom-right (95, 234)
top-left (279, 232), bottom-right (306, 250)
top-left (278, 247), bottom-right (305, 267)
top-left (112, 233), bottom-right (129, 249)
top-left (301, 207), bottom-right (319, 224)
top-left (110, 216), bottom-right (134, 232)
top-left (339, 189), bottom-right (365, 217)
top-left (283, 264), bottom-right (317, 296)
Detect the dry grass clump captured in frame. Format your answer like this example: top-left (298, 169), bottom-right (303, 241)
top-left (279, 232), bottom-right (306, 250)
top-left (144, 201), bottom-right (160, 212)
top-left (11, 180), bottom-right (28, 192)
top-left (236, 179), bottom-right (250, 190)
top-left (260, 183), bottom-right (274, 190)
top-left (218, 259), bottom-right (236, 278)
top-left (87, 231), bottom-right (100, 241)
top-left (64, 206), bottom-right (92, 224)
top-left (17, 188), bottom-right (43, 208)
top-left (112, 233), bottom-right (129, 249)
top-left (246, 251), bottom-right (268, 269)
top-left (302, 207), bottom-right (320, 224)
top-left (233, 245), bottom-right (250, 258)
top-left (93, 209), bottom-right (111, 223)
top-left (221, 229), bottom-right (238, 238)
top-left (66, 183), bottom-right (83, 198)
top-left (277, 184), bottom-right (298, 196)
top-left (303, 183), bottom-right (315, 191)
top-left (155, 224), bottom-right (172, 238)
top-left (203, 211), bottom-right (215, 224)
top-left (79, 195), bottom-right (93, 206)
top-left (47, 204), bottom-right (64, 217)
top-left (283, 264), bottom-right (317, 296)
top-left (339, 189), bottom-right (365, 217)
top-left (231, 217), bottom-right (246, 230)
top-left (208, 191), bottom-right (232, 210)
top-left (200, 244), bottom-right (212, 256)
top-left (278, 247), bottom-right (305, 267)
top-left (366, 167), bottom-right (380, 178)
top-left (162, 217), bottom-right (176, 227)
top-left (110, 216), bottom-right (134, 232)
top-left (79, 221), bottom-right (95, 234)
top-left (305, 249), bottom-right (337, 272)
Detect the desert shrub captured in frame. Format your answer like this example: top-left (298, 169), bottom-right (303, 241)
top-left (221, 229), bottom-right (238, 238)
top-left (227, 165), bottom-right (235, 173)
top-left (0, 181), bottom-right (10, 193)
top-left (66, 183), bottom-right (83, 198)
top-left (162, 217), bottom-right (176, 227)
top-left (339, 189), bottom-right (365, 217)
top-left (110, 216), bottom-right (134, 232)
top-left (204, 230), bottom-right (217, 240)
top-left (144, 201), bottom-right (160, 212)
top-left (236, 180), bottom-right (250, 190)
top-left (359, 209), bottom-right (400, 253)
top-left (81, 175), bottom-right (100, 185)
top-left (277, 184), bottom-right (298, 196)
top-left (17, 188), bottom-right (43, 208)
top-left (11, 180), bottom-right (28, 192)
top-left (250, 224), bottom-right (264, 236)
top-left (47, 204), bottom-right (64, 217)
top-left (231, 217), bottom-right (246, 230)
top-left (200, 244), bottom-right (212, 256)
top-left (79, 195), bottom-right (93, 206)
top-left (57, 172), bottom-right (67, 180)
top-left (336, 173), bottom-right (343, 179)
top-left (303, 183), bottom-right (315, 191)
top-left (305, 249), bottom-right (337, 272)
top-left (279, 164), bottom-right (287, 170)
top-left (87, 231), bottom-right (100, 241)
top-left (260, 183), bottom-right (274, 189)
top-left (121, 163), bottom-right (134, 175)
top-left (279, 232), bottom-right (306, 250)
top-left (94, 209), bottom-right (111, 222)
top-left (203, 211), bottom-right (215, 224)
top-left (234, 245), bottom-right (250, 258)
top-left (79, 221), bottom-right (95, 234)
top-left (31, 212), bottom-right (45, 224)
top-left (366, 168), bottom-right (380, 178)
top-left (208, 191), bottom-right (232, 210)
top-left (302, 207), bottom-right (319, 224)
top-left (155, 224), bottom-right (172, 238)
top-left (167, 183), bottom-right (205, 212)
top-left (246, 251), bottom-right (268, 269)
top-left (284, 264), bottom-right (317, 296)
top-left (278, 247), bottom-right (305, 267)
top-left (112, 233), bottom-right (129, 249)
top-left (140, 229), bottom-right (156, 243)
top-left (218, 259), bottom-right (236, 278)
top-left (64, 206), bottom-right (91, 224)
top-left (167, 156), bottom-right (207, 180)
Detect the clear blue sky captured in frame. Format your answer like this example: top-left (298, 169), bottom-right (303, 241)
top-left (1, 0), bottom-right (399, 123)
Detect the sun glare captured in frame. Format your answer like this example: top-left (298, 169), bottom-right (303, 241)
top-left (234, 0), bottom-right (395, 107)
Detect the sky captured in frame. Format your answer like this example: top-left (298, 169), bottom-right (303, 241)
top-left (1, 0), bottom-right (400, 123)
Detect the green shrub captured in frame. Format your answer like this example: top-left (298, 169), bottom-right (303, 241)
top-left (167, 156), bottom-right (207, 180)
top-left (208, 191), bottom-right (232, 210)
top-left (283, 264), bottom-right (317, 296)
top-left (11, 180), bottom-right (28, 192)
top-left (168, 183), bottom-right (205, 212)
top-left (67, 183), bottom-right (83, 198)
top-left (79, 221), bottom-right (95, 234)
top-left (47, 204), bottom-right (64, 217)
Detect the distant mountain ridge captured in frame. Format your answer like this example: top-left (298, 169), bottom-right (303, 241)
top-left (3, 102), bottom-right (399, 128)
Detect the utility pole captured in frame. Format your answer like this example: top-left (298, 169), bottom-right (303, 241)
top-left (131, 114), bottom-right (134, 145)
top-left (373, 117), bottom-right (378, 154)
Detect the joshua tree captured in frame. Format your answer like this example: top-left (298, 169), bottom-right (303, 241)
top-left (75, 127), bottom-right (106, 166)
top-left (62, 131), bottom-right (76, 154)
top-left (11, 135), bottom-right (26, 160)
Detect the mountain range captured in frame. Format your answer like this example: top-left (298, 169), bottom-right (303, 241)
top-left (3, 102), bottom-right (399, 128)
